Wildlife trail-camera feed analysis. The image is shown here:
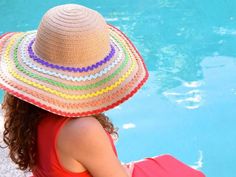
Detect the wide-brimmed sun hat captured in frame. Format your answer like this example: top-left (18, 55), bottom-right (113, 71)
top-left (0, 4), bottom-right (148, 117)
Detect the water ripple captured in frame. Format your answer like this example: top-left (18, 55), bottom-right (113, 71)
top-left (213, 27), bottom-right (236, 36)
top-left (122, 123), bottom-right (136, 129)
top-left (191, 150), bottom-right (204, 170)
top-left (163, 81), bottom-right (203, 110)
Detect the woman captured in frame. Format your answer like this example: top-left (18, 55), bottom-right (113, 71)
top-left (0, 4), bottom-right (205, 177)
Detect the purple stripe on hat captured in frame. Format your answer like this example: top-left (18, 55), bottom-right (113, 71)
top-left (27, 39), bottom-right (115, 72)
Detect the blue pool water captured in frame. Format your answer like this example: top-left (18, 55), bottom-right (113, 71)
top-left (1, 0), bottom-right (236, 176)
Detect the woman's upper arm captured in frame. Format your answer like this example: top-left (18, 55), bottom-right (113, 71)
top-left (59, 117), bottom-right (129, 177)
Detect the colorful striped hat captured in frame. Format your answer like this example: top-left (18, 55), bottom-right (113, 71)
top-left (0, 4), bottom-right (148, 117)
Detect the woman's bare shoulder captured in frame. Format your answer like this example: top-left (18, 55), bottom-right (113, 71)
top-left (61, 116), bottom-right (104, 139)
top-left (57, 116), bottom-right (107, 152)
top-left (65, 116), bottom-right (103, 132)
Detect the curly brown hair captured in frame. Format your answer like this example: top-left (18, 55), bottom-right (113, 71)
top-left (1, 92), bottom-right (118, 172)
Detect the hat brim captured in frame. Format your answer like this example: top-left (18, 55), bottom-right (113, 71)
top-left (0, 24), bottom-right (148, 117)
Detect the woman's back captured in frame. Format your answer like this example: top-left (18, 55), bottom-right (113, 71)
top-left (33, 115), bottom-right (118, 177)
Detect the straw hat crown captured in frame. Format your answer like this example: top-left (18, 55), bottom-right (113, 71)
top-left (34, 4), bottom-right (110, 67)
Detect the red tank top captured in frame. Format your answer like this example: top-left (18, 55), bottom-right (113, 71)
top-left (33, 115), bottom-right (118, 177)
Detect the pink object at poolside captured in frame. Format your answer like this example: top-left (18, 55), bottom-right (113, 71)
top-left (125, 155), bottom-right (205, 177)
top-left (31, 114), bottom-right (205, 177)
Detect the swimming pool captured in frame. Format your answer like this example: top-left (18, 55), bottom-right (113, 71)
top-left (0, 0), bottom-right (236, 177)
